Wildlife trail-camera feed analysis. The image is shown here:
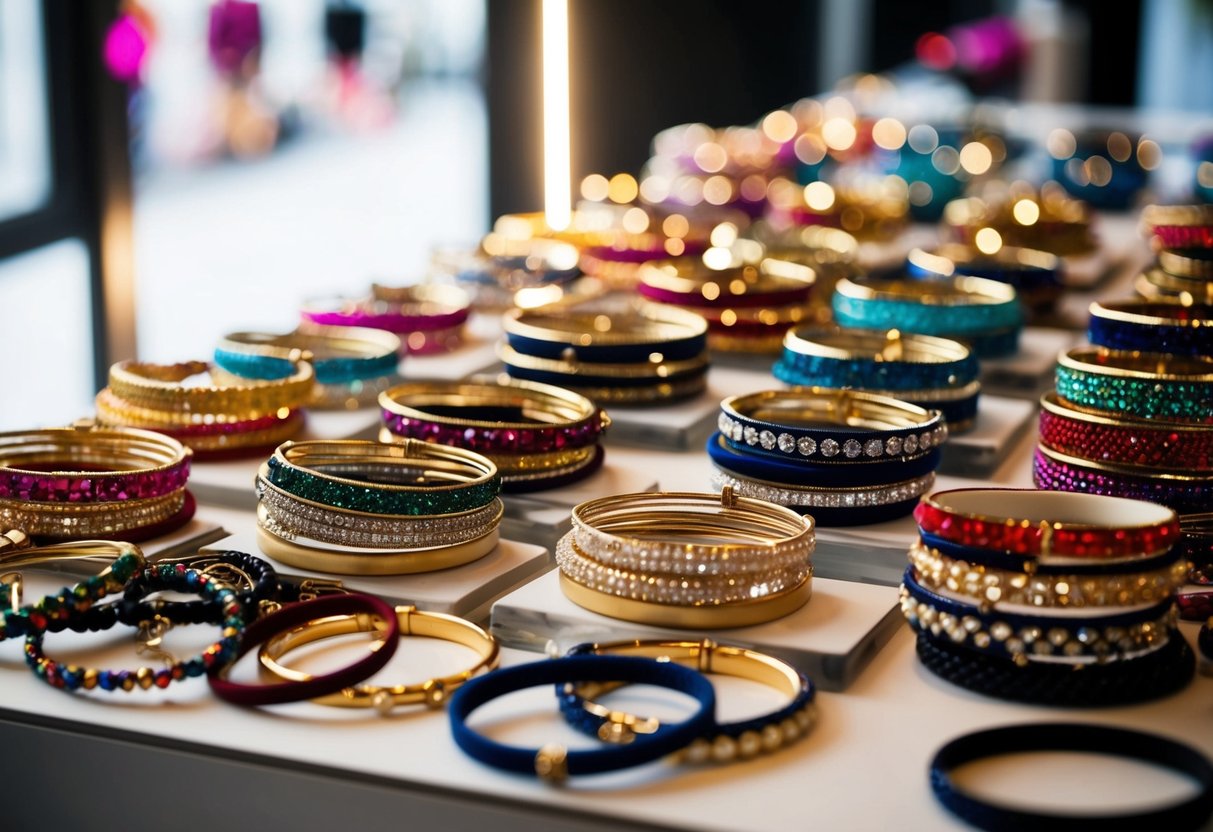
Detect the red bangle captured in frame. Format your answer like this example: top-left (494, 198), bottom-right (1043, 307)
top-left (1038, 393), bottom-right (1213, 472)
top-left (914, 487), bottom-right (1180, 558)
top-left (208, 592), bottom-right (399, 707)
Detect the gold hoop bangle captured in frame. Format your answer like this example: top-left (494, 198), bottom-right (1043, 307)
top-left (1141, 204), bottom-right (1213, 230)
top-left (366, 282), bottom-right (472, 311)
top-left (255, 523), bottom-right (499, 575)
top-left (0, 540), bottom-right (145, 610)
top-left (107, 360), bottom-right (314, 416)
top-left (1157, 250), bottom-right (1213, 280)
top-left (0, 425), bottom-right (189, 479)
top-left (1057, 347), bottom-right (1213, 382)
top-left (218, 326), bottom-right (402, 366)
top-left (498, 343), bottom-right (709, 379)
top-left (502, 305), bottom-right (708, 347)
top-left (638, 255), bottom-right (816, 299)
top-left (723, 387), bottom-right (941, 432)
top-left (258, 605), bottom-right (498, 711)
top-left (380, 379), bottom-right (603, 430)
top-left (782, 326), bottom-right (973, 364)
top-left (1137, 270), bottom-right (1213, 304)
top-left (545, 373), bottom-right (708, 404)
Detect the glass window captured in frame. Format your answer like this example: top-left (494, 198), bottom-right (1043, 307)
top-left (0, 0), bottom-right (51, 221)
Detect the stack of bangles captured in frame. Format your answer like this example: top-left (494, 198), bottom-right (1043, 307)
top-left (95, 360), bottom-right (312, 459)
top-left (903, 488), bottom-right (1194, 706)
top-left (832, 274), bottom-right (1023, 359)
top-left (213, 325), bottom-right (402, 410)
top-left (554, 490), bottom-right (815, 629)
top-left (378, 379), bottom-right (608, 492)
top-left (300, 283), bottom-right (471, 356)
top-left (1038, 348), bottom-right (1213, 515)
top-left (943, 188), bottom-right (1097, 258)
top-left (255, 439), bottom-right (502, 575)
top-left (499, 305), bottom-right (710, 405)
top-left (0, 426), bottom-right (194, 541)
top-left (906, 244), bottom-right (1063, 315)
top-left (637, 255), bottom-right (816, 354)
top-left (1139, 204), bottom-right (1213, 303)
top-left (710, 389), bottom-right (945, 525)
top-left (773, 326), bottom-right (981, 433)
top-left (431, 236), bottom-right (582, 311)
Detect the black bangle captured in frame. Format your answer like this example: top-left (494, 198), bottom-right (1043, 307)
top-left (120, 551), bottom-right (279, 625)
top-left (930, 723), bottom-right (1213, 832)
top-left (914, 631), bottom-right (1195, 707)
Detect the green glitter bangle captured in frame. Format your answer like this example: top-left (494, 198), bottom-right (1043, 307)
top-left (1055, 348), bottom-right (1213, 424)
top-left (267, 439), bottom-right (501, 516)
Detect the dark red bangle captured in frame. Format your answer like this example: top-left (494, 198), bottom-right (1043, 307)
top-left (914, 487), bottom-right (1180, 558)
top-left (208, 592), bottom-right (399, 707)
top-left (1038, 393), bottom-right (1213, 472)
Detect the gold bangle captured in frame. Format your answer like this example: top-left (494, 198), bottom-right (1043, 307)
top-left (377, 432), bottom-right (595, 477)
top-left (498, 343), bottom-right (709, 379)
top-left (1058, 347), bottom-right (1213, 382)
top-left (835, 274), bottom-right (1017, 307)
top-left (1137, 270), bottom-right (1213, 304)
top-left (255, 523), bottom-right (499, 575)
top-left (638, 254), bottom-right (816, 299)
top-left (0, 490), bottom-right (185, 538)
top-left (1157, 250), bottom-right (1213, 280)
top-left (909, 243), bottom-right (1061, 276)
top-left (218, 326), bottom-right (402, 365)
top-left (107, 360), bottom-right (314, 416)
top-left (548, 372), bottom-right (708, 404)
top-left (723, 387), bottom-right (941, 432)
top-left (782, 326), bottom-right (973, 363)
top-left (1143, 265), bottom-right (1213, 296)
top-left (908, 539), bottom-right (1188, 610)
top-left (707, 331), bottom-right (788, 355)
top-left (1036, 444), bottom-right (1213, 483)
top-left (95, 391), bottom-right (305, 452)
top-left (0, 425), bottom-right (189, 477)
top-left (502, 305), bottom-right (708, 347)
top-left (1088, 299), bottom-right (1213, 329)
top-left (1141, 204), bottom-right (1213, 230)
top-left (0, 540), bottom-right (144, 609)
top-left (558, 571), bottom-right (812, 629)
top-left (943, 189), bottom-right (1096, 256)
top-left (367, 282), bottom-right (472, 311)
top-left (275, 438), bottom-right (498, 492)
top-left (380, 379), bottom-right (603, 430)
top-left (258, 604), bottom-right (498, 712)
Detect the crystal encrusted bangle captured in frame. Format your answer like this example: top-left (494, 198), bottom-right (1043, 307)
top-left (777, 326), bottom-right (979, 393)
top-left (1088, 300), bottom-right (1213, 356)
top-left (832, 275), bottom-right (1023, 337)
top-left (214, 326), bottom-right (401, 385)
top-left (1055, 347), bottom-right (1213, 423)
top-left (711, 468), bottom-right (935, 511)
top-left (1032, 446), bottom-right (1213, 515)
top-left (0, 490), bottom-right (186, 538)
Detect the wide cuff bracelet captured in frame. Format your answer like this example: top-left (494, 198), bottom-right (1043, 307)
top-left (1033, 445), bottom-right (1213, 515)
top-left (1055, 347), bottom-right (1213, 423)
top-left (1088, 300), bottom-right (1213, 356)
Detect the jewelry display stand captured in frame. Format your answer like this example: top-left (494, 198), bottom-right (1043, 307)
top-left (978, 326), bottom-right (1077, 399)
top-left (202, 530), bottom-right (549, 622)
top-left (490, 571), bottom-right (902, 692)
top-left (938, 394), bottom-right (1037, 475)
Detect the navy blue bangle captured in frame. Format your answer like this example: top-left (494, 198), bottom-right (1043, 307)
top-left (448, 655), bottom-right (716, 782)
top-left (708, 432), bottom-right (943, 488)
top-left (778, 327), bottom-right (979, 391)
top-left (906, 245), bottom-right (1062, 296)
top-left (930, 723), bottom-right (1213, 832)
top-left (1088, 301), bottom-right (1213, 357)
top-left (503, 307), bottom-right (709, 363)
top-left (918, 531), bottom-right (1186, 576)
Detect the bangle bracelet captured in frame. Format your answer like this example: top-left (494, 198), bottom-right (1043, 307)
top-left (259, 605), bottom-right (498, 712)
top-left (709, 432), bottom-right (943, 488)
top-left (0, 489), bottom-right (186, 539)
top-left (1088, 299), bottom-right (1213, 356)
top-left (1158, 248), bottom-right (1213, 279)
top-left (561, 639), bottom-right (816, 761)
top-left (497, 343), bottom-right (709, 381)
top-left (449, 654), bottom-right (717, 783)
top-left (208, 592), bottom-right (399, 707)
top-left (833, 275), bottom-right (1022, 338)
top-left (502, 306), bottom-right (707, 363)
top-left (1142, 204), bottom-right (1213, 248)
top-left (637, 256), bottom-right (815, 309)
top-left (710, 468), bottom-right (935, 525)
top-left (1056, 348), bottom-right (1213, 424)
top-left (380, 434), bottom-right (603, 489)
top-left (909, 538), bottom-right (1188, 610)
top-left (24, 560), bottom-right (244, 693)
top-left (944, 191), bottom-right (1097, 257)
top-left (719, 388), bottom-right (946, 462)
top-left (504, 363), bottom-right (709, 404)
top-left (1183, 514), bottom-right (1213, 584)
top-left (906, 244), bottom-right (1062, 298)
top-left (900, 567), bottom-right (1178, 666)
top-left (930, 723), bottom-right (1213, 831)
top-left (1039, 392), bottom-right (1213, 472)
top-left (777, 326), bottom-right (978, 393)
top-left (266, 439), bottom-right (499, 516)
top-left (1033, 446), bottom-right (1213, 515)
top-left (1140, 267), bottom-right (1213, 301)
top-left (914, 487), bottom-right (1180, 559)
top-left (214, 326), bottom-right (401, 385)
top-left (255, 523), bottom-right (500, 576)
top-left (94, 387), bottom-right (306, 435)
top-left (107, 360), bottom-right (314, 417)
top-left (303, 286), bottom-right (470, 355)
top-left (0, 426), bottom-right (190, 503)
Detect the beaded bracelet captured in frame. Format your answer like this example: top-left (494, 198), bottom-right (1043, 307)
top-left (561, 639), bottom-right (816, 762)
top-left (140, 550), bottom-right (279, 623)
top-left (1142, 204), bottom-right (1213, 249)
top-left (449, 655), bottom-right (717, 782)
top-left (1056, 348), bottom-right (1213, 424)
top-left (1088, 300), bottom-right (1213, 357)
top-left (1033, 446), bottom-right (1213, 515)
top-left (900, 566), bottom-right (1178, 666)
top-left (930, 723), bottom-right (1213, 831)
top-left (259, 605), bottom-right (498, 712)
top-left (914, 487), bottom-right (1181, 559)
top-left (906, 244), bottom-right (1062, 310)
top-left (106, 360), bottom-right (314, 418)
top-left (502, 305), bottom-right (708, 363)
top-left (24, 560), bottom-right (245, 692)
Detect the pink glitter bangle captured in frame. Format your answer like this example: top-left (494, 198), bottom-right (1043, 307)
top-left (304, 285), bottom-right (471, 345)
top-left (1032, 445), bottom-right (1213, 517)
top-left (1152, 226), bottom-right (1213, 249)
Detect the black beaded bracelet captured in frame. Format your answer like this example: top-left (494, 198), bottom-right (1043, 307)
top-left (930, 723), bottom-right (1213, 832)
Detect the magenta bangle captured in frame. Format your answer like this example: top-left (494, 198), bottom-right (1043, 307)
top-left (1152, 226), bottom-right (1213, 249)
top-left (583, 239), bottom-right (707, 264)
top-left (302, 305), bottom-right (469, 334)
top-left (156, 410), bottom-right (302, 439)
top-left (637, 281), bottom-right (811, 309)
top-left (0, 460), bottom-right (189, 503)
top-left (1032, 446), bottom-right (1213, 515)
top-left (208, 592), bottom-right (400, 707)
top-left (381, 410), bottom-right (604, 452)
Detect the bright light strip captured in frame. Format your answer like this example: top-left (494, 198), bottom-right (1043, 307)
top-left (542, 0), bottom-right (571, 231)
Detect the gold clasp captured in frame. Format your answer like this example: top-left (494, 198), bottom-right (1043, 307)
top-left (135, 614), bottom-right (178, 667)
top-left (597, 709), bottom-right (660, 744)
top-left (696, 638), bottom-right (718, 674)
top-left (294, 577), bottom-right (348, 601)
top-left (720, 486), bottom-right (737, 508)
top-left (535, 744), bottom-right (568, 783)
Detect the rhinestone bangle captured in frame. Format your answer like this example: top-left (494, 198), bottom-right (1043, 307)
top-left (107, 359), bottom-right (314, 417)
top-left (833, 275), bottom-right (1023, 337)
top-left (914, 487), bottom-right (1180, 559)
top-left (1039, 392), bottom-right (1213, 472)
top-left (1032, 445), bottom-right (1213, 515)
top-left (711, 468), bottom-right (935, 510)
top-left (214, 326), bottom-right (402, 385)
top-left (0, 490), bottom-right (186, 539)
top-left (1088, 300), bottom-right (1213, 356)
top-left (1055, 347), bottom-right (1213, 424)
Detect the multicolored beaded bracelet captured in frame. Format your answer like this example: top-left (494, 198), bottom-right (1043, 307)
top-left (24, 560), bottom-right (245, 692)
top-left (1033, 445), bottom-right (1213, 515)
top-left (1055, 348), bottom-right (1213, 424)
top-left (914, 487), bottom-right (1180, 559)
top-left (561, 639), bottom-right (816, 762)
top-left (1039, 392), bottom-right (1212, 472)
top-left (1088, 300), bottom-right (1213, 356)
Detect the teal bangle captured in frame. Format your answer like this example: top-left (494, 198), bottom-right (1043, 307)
top-left (265, 439), bottom-right (500, 516)
top-left (832, 275), bottom-right (1023, 338)
top-left (215, 327), bottom-right (402, 385)
top-left (1056, 348), bottom-right (1213, 424)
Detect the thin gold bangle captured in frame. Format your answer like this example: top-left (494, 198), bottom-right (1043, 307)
top-left (638, 255), bottom-right (816, 298)
top-left (782, 326), bottom-right (972, 364)
top-left (1058, 347), bottom-right (1213, 382)
top-left (218, 326), bottom-right (402, 365)
top-left (1157, 250), bottom-right (1213, 280)
top-left (255, 523), bottom-right (499, 575)
top-left (723, 388), bottom-right (941, 432)
top-left (366, 282), bottom-right (472, 311)
top-left (376, 432), bottom-right (595, 476)
top-left (546, 373), bottom-right (708, 404)
top-left (1141, 204), bottom-right (1213, 230)
top-left (380, 379), bottom-right (603, 429)
top-left (0, 425), bottom-right (189, 475)
top-left (835, 274), bottom-right (1017, 307)
top-left (1088, 299), bottom-right (1213, 329)
top-left (107, 360), bottom-right (314, 416)
top-left (1137, 270), bottom-right (1213, 304)
top-left (275, 439), bottom-right (498, 493)
top-left (0, 540), bottom-right (144, 609)
top-left (707, 331), bottom-right (789, 355)
top-left (258, 605), bottom-right (498, 712)
top-left (498, 343), bottom-right (709, 379)
top-left (502, 305), bottom-right (708, 347)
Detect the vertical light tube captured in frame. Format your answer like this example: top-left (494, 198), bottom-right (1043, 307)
top-left (542, 0), bottom-right (571, 231)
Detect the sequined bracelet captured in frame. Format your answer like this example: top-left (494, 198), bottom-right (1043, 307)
top-left (259, 604), bottom-right (498, 712)
top-left (448, 655), bottom-right (717, 783)
top-left (1056, 347), bottom-right (1213, 423)
top-left (710, 468), bottom-right (934, 526)
top-left (833, 274), bottom-right (1022, 341)
top-left (1158, 248), bottom-right (1213, 279)
top-left (105, 360), bottom-right (314, 416)
top-left (24, 560), bottom-right (245, 693)
top-left (1088, 300), bottom-right (1213, 356)
top-left (908, 537), bottom-right (1188, 610)
top-left (0, 426), bottom-right (190, 503)
top-left (900, 567), bottom-right (1178, 666)
top-left (561, 640), bottom-right (816, 762)
top-left (502, 305), bottom-right (707, 363)
top-left (915, 487), bottom-right (1180, 559)
top-left (1142, 204), bottom-right (1213, 249)
top-left (1039, 392), bottom-right (1212, 472)
top-left (1033, 445), bottom-right (1213, 515)
top-left (265, 439), bottom-right (499, 516)
top-left (907, 244), bottom-right (1062, 310)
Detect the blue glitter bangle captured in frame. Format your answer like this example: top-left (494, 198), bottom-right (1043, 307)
top-left (1088, 301), bottom-right (1213, 357)
top-left (833, 275), bottom-right (1023, 338)
top-left (215, 327), bottom-right (401, 385)
top-left (778, 326), bottom-right (979, 392)
top-left (448, 654), bottom-right (716, 781)
top-left (708, 432), bottom-right (942, 488)
top-left (1055, 348), bottom-right (1213, 423)
top-left (560, 640), bottom-right (816, 762)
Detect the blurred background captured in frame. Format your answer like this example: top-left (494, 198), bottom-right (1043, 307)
top-left (2, 0), bottom-right (1212, 428)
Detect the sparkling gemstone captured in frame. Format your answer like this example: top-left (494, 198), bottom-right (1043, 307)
top-left (759, 430), bottom-right (777, 450)
top-left (886, 436), bottom-right (902, 455)
top-left (777, 433), bottom-right (796, 453)
top-left (864, 438), bottom-right (883, 457)
top-left (743, 426), bottom-right (759, 446)
top-left (843, 439), bottom-right (862, 458)
top-left (919, 432), bottom-right (932, 449)
top-left (820, 439), bottom-right (840, 457)
top-left (904, 435), bottom-right (919, 453)
top-left (797, 437), bottom-right (816, 456)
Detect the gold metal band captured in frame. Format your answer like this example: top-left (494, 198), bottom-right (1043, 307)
top-left (1058, 347), bottom-right (1213, 382)
top-left (258, 605), bottom-right (498, 711)
top-left (723, 387), bottom-right (939, 432)
top-left (1137, 270), bottom-right (1213, 303)
top-left (554, 372), bottom-right (708, 404)
top-left (0, 540), bottom-right (144, 609)
top-left (377, 431), bottom-right (595, 477)
top-left (503, 304), bottom-right (708, 346)
top-left (255, 523), bottom-right (500, 575)
top-left (498, 343), bottom-right (709, 379)
top-left (219, 325), bottom-right (402, 364)
top-left (364, 282), bottom-right (472, 313)
top-left (1089, 299), bottom-right (1213, 329)
top-left (275, 438), bottom-right (498, 493)
top-left (908, 243), bottom-right (1060, 276)
top-left (1157, 250), bottom-right (1213, 280)
top-left (1141, 203), bottom-right (1213, 230)
top-left (0, 425), bottom-right (189, 475)
top-left (782, 326), bottom-right (972, 364)
top-left (107, 360), bottom-right (314, 416)
top-left (835, 274), bottom-right (1017, 306)
top-left (638, 254), bottom-right (816, 298)
top-left (380, 378), bottom-right (603, 431)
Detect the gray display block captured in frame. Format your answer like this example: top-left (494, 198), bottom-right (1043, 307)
top-left (490, 571), bottom-right (903, 692)
top-left (939, 394), bottom-right (1036, 476)
top-left (202, 529), bottom-right (549, 623)
top-left (979, 327), bottom-right (1076, 399)
top-left (143, 517), bottom-right (228, 558)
